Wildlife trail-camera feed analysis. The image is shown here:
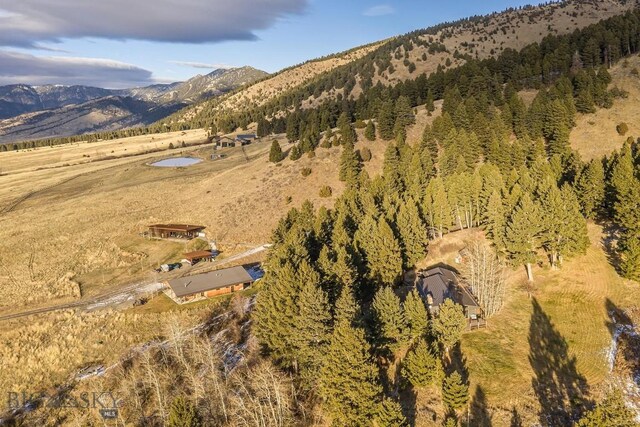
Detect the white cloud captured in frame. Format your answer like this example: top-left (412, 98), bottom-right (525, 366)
top-left (0, 0), bottom-right (308, 48)
top-left (363, 4), bottom-right (395, 17)
top-left (169, 61), bottom-right (235, 70)
top-left (0, 50), bottom-right (154, 88)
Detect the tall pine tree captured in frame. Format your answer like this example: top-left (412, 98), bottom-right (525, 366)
top-left (320, 290), bottom-right (382, 425)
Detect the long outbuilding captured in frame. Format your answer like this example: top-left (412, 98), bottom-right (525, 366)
top-left (148, 224), bottom-right (205, 240)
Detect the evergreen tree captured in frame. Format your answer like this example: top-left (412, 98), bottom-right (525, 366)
top-left (269, 140), bottom-right (284, 163)
top-left (610, 145), bottom-right (640, 236)
top-left (619, 234), bottom-right (640, 282)
top-left (320, 290), bottom-right (382, 425)
top-left (253, 261), bottom-right (302, 367)
top-left (431, 299), bottom-right (467, 359)
top-left (504, 193), bottom-right (542, 281)
top-left (442, 371), bottom-right (469, 411)
top-left (286, 113), bottom-right (300, 142)
top-left (577, 390), bottom-right (637, 427)
top-left (403, 289), bottom-right (428, 341)
top-left (395, 96), bottom-right (415, 130)
top-left (484, 190), bottom-right (506, 250)
top-left (575, 159), bottom-right (605, 219)
top-left (539, 184), bottom-right (589, 269)
top-left (373, 286), bottom-right (408, 353)
top-left (376, 398), bottom-right (408, 427)
top-left (401, 338), bottom-right (444, 387)
top-left (290, 144), bottom-right (302, 161)
top-left (396, 197), bottom-right (428, 268)
top-left (383, 143), bottom-right (404, 194)
top-left (339, 142), bottom-right (362, 185)
top-left (167, 396), bottom-right (201, 427)
top-left (378, 100), bottom-right (396, 140)
top-left (293, 276), bottom-right (332, 385)
top-left (543, 100), bottom-right (572, 158)
top-left (365, 120), bottom-right (377, 141)
top-left (338, 112), bottom-right (357, 145)
top-left (357, 216), bottom-right (403, 286)
top-left (426, 89), bottom-right (435, 114)
top-left (424, 177), bottom-right (452, 239)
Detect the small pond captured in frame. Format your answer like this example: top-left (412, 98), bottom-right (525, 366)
top-left (150, 157), bottom-right (202, 167)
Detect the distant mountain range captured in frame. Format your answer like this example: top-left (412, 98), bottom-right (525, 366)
top-left (0, 66), bottom-right (267, 143)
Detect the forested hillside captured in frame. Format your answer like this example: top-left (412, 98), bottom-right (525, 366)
top-left (10, 3), bottom-right (640, 425)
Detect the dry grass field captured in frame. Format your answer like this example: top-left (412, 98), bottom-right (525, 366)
top-left (571, 54), bottom-right (640, 160)
top-left (0, 123), bottom-right (399, 311)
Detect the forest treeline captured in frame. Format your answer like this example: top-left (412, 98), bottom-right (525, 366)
top-left (248, 9), bottom-right (640, 425)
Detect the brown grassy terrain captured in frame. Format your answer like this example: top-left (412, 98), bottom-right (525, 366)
top-left (0, 123), bottom-right (401, 310)
top-left (571, 54), bottom-right (640, 160)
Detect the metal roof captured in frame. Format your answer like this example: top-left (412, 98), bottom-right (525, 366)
top-left (167, 266), bottom-right (253, 297)
top-left (417, 267), bottom-right (479, 308)
top-left (183, 250), bottom-right (213, 260)
top-left (149, 224), bottom-right (206, 232)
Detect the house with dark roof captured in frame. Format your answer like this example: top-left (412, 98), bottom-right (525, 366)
top-left (164, 265), bottom-right (254, 304)
top-left (235, 134), bottom-right (257, 145)
top-left (416, 267), bottom-right (482, 320)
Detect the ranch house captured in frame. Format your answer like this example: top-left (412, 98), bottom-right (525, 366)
top-left (164, 265), bottom-right (254, 304)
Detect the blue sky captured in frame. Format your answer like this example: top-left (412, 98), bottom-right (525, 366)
top-left (0, 0), bottom-right (537, 88)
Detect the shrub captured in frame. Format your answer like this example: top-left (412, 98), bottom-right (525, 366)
top-left (359, 147), bottom-right (372, 162)
top-left (616, 122), bottom-right (629, 136)
top-left (285, 196), bottom-right (292, 204)
top-left (319, 186), bottom-right (332, 198)
top-left (301, 167), bottom-right (312, 177)
top-left (307, 150), bottom-right (316, 159)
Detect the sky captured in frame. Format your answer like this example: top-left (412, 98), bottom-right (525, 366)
top-left (0, 0), bottom-right (538, 89)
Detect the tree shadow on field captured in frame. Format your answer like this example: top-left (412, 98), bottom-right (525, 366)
top-left (447, 342), bottom-right (469, 381)
top-left (528, 298), bottom-right (591, 426)
top-left (601, 223), bottom-right (624, 275)
top-left (469, 385), bottom-right (492, 427)
top-left (509, 407), bottom-right (523, 427)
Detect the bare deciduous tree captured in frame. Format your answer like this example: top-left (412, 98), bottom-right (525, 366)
top-left (462, 240), bottom-right (506, 318)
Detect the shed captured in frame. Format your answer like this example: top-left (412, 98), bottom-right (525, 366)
top-left (183, 250), bottom-right (215, 264)
top-left (165, 266), bottom-right (254, 304)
